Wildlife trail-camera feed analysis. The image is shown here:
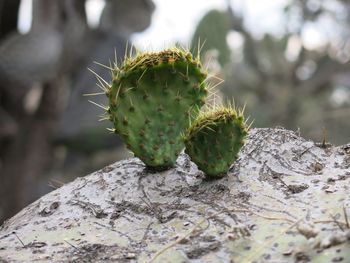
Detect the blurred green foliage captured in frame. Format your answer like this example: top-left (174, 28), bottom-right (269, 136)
top-left (191, 1), bottom-right (350, 145)
top-left (191, 10), bottom-right (231, 66)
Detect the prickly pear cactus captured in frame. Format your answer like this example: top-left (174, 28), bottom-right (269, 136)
top-left (184, 106), bottom-right (248, 177)
top-left (106, 48), bottom-right (208, 169)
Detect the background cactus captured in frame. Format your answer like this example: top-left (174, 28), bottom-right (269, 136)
top-left (106, 48), bottom-right (208, 169)
top-left (184, 106), bottom-right (248, 177)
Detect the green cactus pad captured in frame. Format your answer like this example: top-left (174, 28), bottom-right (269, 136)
top-left (184, 106), bottom-right (248, 177)
top-left (106, 48), bottom-right (208, 169)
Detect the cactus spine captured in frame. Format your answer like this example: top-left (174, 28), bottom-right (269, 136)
top-left (184, 106), bottom-right (248, 177)
top-left (106, 48), bottom-right (208, 169)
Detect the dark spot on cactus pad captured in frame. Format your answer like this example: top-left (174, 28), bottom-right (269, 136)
top-left (153, 145), bottom-right (159, 151)
top-left (122, 117), bottom-right (128, 126)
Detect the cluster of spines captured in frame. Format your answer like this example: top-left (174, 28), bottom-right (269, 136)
top-left (184, 104), bottom-right (249, 177)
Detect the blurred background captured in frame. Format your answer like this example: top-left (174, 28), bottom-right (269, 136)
top-left (0, 0), bottom-right (349, 223)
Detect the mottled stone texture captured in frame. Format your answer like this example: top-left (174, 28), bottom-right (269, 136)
top-left (0, 128), bottom-right (350, 262)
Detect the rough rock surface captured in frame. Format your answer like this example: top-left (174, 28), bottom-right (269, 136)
top-left (0, 128), bottom-right (350, 262)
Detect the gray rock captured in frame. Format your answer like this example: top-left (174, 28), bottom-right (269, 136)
top-left (1, 128), bottom-right (349, 262)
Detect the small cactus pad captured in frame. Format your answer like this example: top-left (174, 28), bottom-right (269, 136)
top-left (184, 106), bottom-right (248, 177)
top-left (106, 48), bottom-right (208, 169)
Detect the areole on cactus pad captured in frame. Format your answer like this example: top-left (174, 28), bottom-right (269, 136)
top-left (105, 48), bottom-right (208, 169)
top-left (184, 106), bottom-right (248, 177)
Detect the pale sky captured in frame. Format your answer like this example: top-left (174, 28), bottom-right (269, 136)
top-left (131, 0), bottom-right (289, 50)
top-left (18, 0), bottom-right (328, 50)
top-left (131, 0), bottom-right (227, 50)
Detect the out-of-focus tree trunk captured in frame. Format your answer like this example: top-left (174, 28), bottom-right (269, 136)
top-left (0, 0), bottom-right (21, 222)
top-left (1, 78), bottom-right (67, 221)
top-left (0, 0), bottom-right (20, 38)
